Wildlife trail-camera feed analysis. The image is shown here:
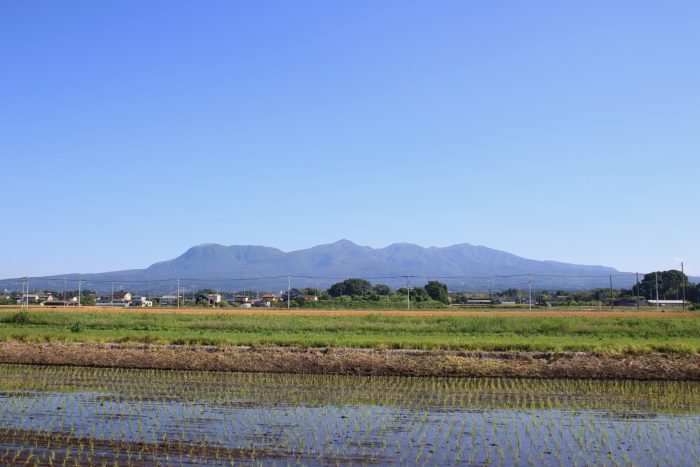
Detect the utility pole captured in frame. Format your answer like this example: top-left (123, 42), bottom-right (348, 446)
top-left (406, 275), bottom-right (411, 310)
top-left (177, 279), bottom-right (180, 309)
top-left (64, 277), bottom-right (67, 307)
top-left (78, 278), bottom-right (82, 307)
top-left (609, 275), bottom-right (614, 310)
top-left (655, 271), bottom-right (659, 310)
top-left (21, 278), bottom-right (28, 309)
top-left (401, 275), bottom-right (412, 310)
top-left (682, 262), bottom-right (686, 310)
top-left (528, 274), bottom-right (532, 311)
top-left (111, 282), bottom-right (114, 307)
top-left (635, 273), bottom-right (640, 311)
top-left (287, 275), bottom-right (291, 309)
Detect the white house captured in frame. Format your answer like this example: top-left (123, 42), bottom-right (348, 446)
top-left (131, 297), bottom-right (153, 307)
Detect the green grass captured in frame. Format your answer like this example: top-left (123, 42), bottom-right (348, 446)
top-left (1, 310), bottom-right (699, 353)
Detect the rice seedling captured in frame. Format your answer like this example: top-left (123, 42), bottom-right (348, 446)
top-left (0, 364), bottom-right (698, 465)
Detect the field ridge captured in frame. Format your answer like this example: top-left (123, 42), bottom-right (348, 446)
top-left (2, 341), bottom-right (699, 380)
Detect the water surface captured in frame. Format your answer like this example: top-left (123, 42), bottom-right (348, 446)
top-left (1, 364), bottom-right (698, 465)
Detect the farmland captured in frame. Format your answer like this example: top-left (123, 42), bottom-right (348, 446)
top-left (1, 307), bottom-right (699, 379)
top-left (1, 364), bottom-right (699, 465)
top-left (1, 307), bottom-right (699, 354)
top-left (2, 308), bottom-right (700, 464)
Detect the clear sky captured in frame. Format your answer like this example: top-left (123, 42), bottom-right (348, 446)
top-left (1, 1), bottom-right (698, 278)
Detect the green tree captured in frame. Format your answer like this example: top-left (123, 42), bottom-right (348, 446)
top-left (373, 284), bottom-right (391, 296)
top-left (411, 287), bottom-right (429, 302)
top-left (81, 296), bottom-right (96, 306)
top-left (0, 296), bottom-right (14, 305)
top-left (639, 270), bottom-right (687, 300)
top-left (301, 287), bottom-right (322, 297)
top-left (424, 281), bottom-right (449, 304)
top-left (328, 278), bottom-right (372, 298)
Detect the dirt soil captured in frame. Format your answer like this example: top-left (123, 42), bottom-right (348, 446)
top-left (1, 341), bottom-right (698, 380)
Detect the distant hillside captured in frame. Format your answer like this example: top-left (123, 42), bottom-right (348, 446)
top-left (0, 240), bottom-right (649, 293)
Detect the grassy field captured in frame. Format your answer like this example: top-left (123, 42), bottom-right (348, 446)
top-left (1, 308), bottom-right (699, 353)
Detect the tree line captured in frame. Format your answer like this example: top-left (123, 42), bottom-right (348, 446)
top-left (3, 270), bottom-right (697, 308)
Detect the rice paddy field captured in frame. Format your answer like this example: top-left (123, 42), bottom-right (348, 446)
top-left (1, 364), bottom-right (699, 466)
top-left (2, 309), bottom-right (700, 464)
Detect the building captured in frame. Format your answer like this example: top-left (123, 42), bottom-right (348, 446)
top-left (197, 293), bottom-right (221, 305)
top-left (112, 292), bottom-right (132, 303)
top-left (647, 300), bottom-right (689, 308)
top-left (465, 298), bottom-right (500, 305)
top-left (131, 297), bottom-right (153, 307)
top-left (280, 290), bottom-right (302, 301)
top-left (20, 293), bottom-right (38, 302)
top-left (38, 293), bottom-right (54, 303)
top-left (160, 295), bottom-right (178, 306)
top-left (97, 291), bottom-right (133, 305)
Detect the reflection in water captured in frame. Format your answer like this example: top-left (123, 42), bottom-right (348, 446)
top-left (0, 364), bottom-right (699, 465)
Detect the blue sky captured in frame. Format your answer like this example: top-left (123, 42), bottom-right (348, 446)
top-left (1, 1), bottom-right (698, 278)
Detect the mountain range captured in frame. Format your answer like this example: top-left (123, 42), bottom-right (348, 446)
top-left (0, 240), bottom-right (657, 293)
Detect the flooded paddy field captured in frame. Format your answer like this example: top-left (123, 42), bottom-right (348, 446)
top-left (1, 364), bottom-right (699, 466)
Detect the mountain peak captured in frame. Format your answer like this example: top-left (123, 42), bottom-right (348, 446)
top-left (332, 239), bottom-right (358, 246)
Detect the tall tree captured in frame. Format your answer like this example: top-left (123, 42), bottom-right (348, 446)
top-left (328, 278), bottom-right (372, 298)
top-left (639, 270), bottom-right (687, 300)
top-left (424, 281), bottom-right (449, 304)
top-left (372, 284), bottom-right (391, 296)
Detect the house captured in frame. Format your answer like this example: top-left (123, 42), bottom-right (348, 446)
top-left (160, 295), bottom-right (178, 306)
top-left (261, 294), bottom-right (279, 302)
top-left (19, 293), bottom-right (40, 304)
top-left (44, 296), bottom-right (80, 306)
top-left (197, 293), bottom-right (221, 305)
top-left (97, 292), bottom-right (133, 305)
top-left (112, 292), bottom-right (132, 303)
top-left (131, 297), bottom-right (153, 307)
top-left (303, 295), bottom-right (319, 301)
top-left (280, 290), bottom-right (302, 301)
top-left (38, 293), bottom-right (54, 303)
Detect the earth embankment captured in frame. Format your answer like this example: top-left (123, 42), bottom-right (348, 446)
top-left (1, 341), bottom-right (699, 380)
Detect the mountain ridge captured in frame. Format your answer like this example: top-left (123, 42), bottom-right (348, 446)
top-left (0, 240), bottom-right (643, 292)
